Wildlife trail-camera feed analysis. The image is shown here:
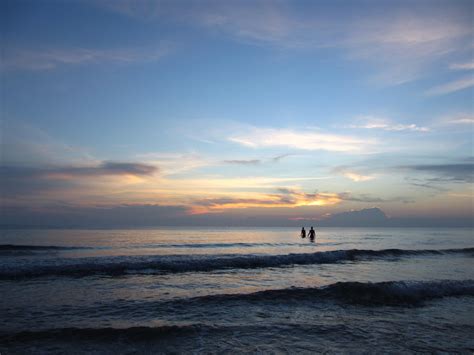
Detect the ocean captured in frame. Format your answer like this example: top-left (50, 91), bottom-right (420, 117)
top-left (1, 227), bottom-right (473, 353)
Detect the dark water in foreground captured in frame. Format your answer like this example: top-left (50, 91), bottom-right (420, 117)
top-left (1, 227), bottom-right (473, 353)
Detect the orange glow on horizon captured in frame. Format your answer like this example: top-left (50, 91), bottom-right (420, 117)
top-left (188, 192), bottom-right (342, 215)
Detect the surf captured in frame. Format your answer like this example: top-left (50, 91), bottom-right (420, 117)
top-left (1, 247), bottom-right (472, 279)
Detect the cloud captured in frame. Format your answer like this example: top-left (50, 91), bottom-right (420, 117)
top-left (0, 161), bottom-right (158, 199)
top-left (336, 192), bottom-right (413, 204)
top-left (222, 154), bottom-right (294, 165)
top-left (48, 161), bottom-right (158, 178)
top-left (440, 113), bottom-right (474, 125)
top-left (200, 2), bottom-right (471, 85)
top-left (136, 152), bottom-right (209, 176)
top-left (400, 163), bottom-right (474, 183)
top-left (2, 203), bottom-right (471, 227)
top-left (450, 61), bottom-right (474, 70)
top-left (344, 10), bottom-right (471, 84)
top-left (189, 188), bottom-right (342, 214)
top-left (0, 204), bottom-right (189, 228)
top-left (229, 127), bottom-right (374, 152)
top-left (404, 177), bottom-right (448, 192)
top-left (334, 167), bottom-right (375, 182)
top-left (223, 159), bottom-right (261, 165)
top-left (96, 1), bottom-right (472, 85)
top-left (348, 116), bottom-right (429, 132)
top-left (272, 154), bottom-right (292, 162)
top-left (448, 117), bottom-right (474, 125)
top-left (1, 162), bottom-right (157, 180)
top-left (2, 45), bottom-right (171, 71)
top-left (96, 0), bottom-right (168, 20)
top-left (425, 76), bottom-right (474, 96)
top-left (1, 120), bottom-right (95, 166)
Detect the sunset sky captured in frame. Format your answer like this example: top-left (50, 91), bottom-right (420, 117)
top-left (1, 0), bottom-right (473, 227)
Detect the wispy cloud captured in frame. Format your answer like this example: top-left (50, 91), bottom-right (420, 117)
top-left (336, 192), bottom-right (383, 203)
top-left (1, 120), bottom-right (95, 165)
top-left (223, 159), bottom-right (261, 165)
top-left (450, 61), bottom-right (474, 70)
top-left (440, 113), bottom-right (474, 125)
top-left (222, 153), bottom-right (294, 166)
top-left (97, 1), bottom-right (472, 86)
top-left (272, 154), bottom-right (293, 162)
top-left (425, 76), bottom-right (474, 96)
top-left (404, 177), bottom-right (449, 192)
top-left (50, 162), bottom-right (158, 178)
top-left (348, 116), bottom-right (429, 132)
top-left (229, 127), bottom-right (374, 152)
top-left (2, 45), bottom-right (171, 71)
top-left (399, 163), bottom-right (474, 183)
top-left (448, 118), bottom-right (474, 125)
top-left (333, 167), bottom-right (376, 182)
top-left (136, 153), bottom-right (209, 176)
top-left (211, 3), bottom-right (471, 85)
top-left (200, 3), bottom-right (471, 85)
top-left (96, 0), bottom-right (167, 20)
top-left (189, 188), bottom-right (342, 214)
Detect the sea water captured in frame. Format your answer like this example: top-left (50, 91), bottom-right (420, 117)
top-left (0, 227), bottom-right (473, 353)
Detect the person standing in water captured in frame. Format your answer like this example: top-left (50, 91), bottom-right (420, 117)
top-left (300, 227), bottom-right (306, 238)
top-left (308, 226), bottom-right (316, 240)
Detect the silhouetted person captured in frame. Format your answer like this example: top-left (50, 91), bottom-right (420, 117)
top-left (308, 226), bottom-right (316, 240)
top-left (300, 227), bottom-right (306, 238)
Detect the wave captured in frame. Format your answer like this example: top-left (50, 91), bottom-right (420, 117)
top-left (1, 280), bottom-right (473, 345)
top-left (1, 247), bottom-right (472, 279)
top-left (2, 280), bottom-right (473, 333)
top-left (136, 242), bottom-right (319, 249)
top-left (0, 242), bottom-right (336, 251)
top-left (0, 244), bottom-right (90, 256)
top-left (195, 279), bottom-right (474, 306)
top-left (0, 244), bottom-right (87, 251)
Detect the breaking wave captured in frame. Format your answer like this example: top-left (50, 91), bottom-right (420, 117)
top-left (1, 247), bottom-right (472, 279)
top-left (194, 279), bottom-right (474, 306)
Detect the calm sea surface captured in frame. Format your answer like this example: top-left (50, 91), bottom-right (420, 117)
top-left (1, 227), bottom-right (473, 353)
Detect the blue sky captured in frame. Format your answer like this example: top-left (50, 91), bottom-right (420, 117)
top-left (1, 0), bottom-right (473, 226)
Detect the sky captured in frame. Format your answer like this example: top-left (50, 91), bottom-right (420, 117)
top-left (1, 0), bottom-right (473, 227)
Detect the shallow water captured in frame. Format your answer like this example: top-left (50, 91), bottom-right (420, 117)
top-left (1, 227), bottom-right (473, 353)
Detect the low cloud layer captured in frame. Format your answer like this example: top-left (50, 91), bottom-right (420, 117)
top-left (2, 204), bottom-right (471, 228)
top-left (1, 161), bottom-right (157, 179)
top-left (0, 161), bottom-right (158, 199)
top-left (190, 188), bottom-right (342, 214)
